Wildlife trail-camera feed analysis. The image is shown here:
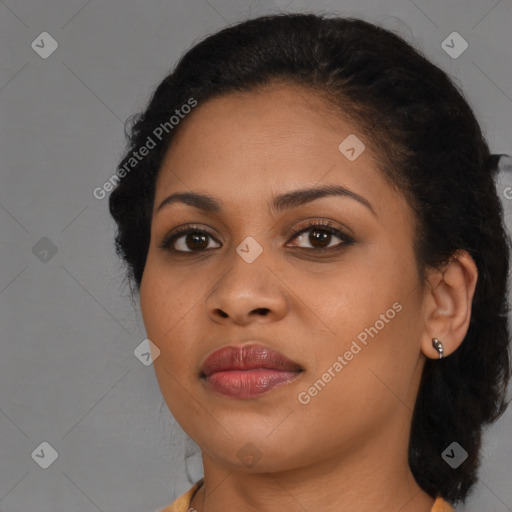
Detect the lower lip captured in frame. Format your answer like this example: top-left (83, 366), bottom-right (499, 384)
top-left (204, 369), bottom-right (301, 398)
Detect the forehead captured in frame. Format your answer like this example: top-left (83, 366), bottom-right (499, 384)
top-left (154, 84), bottom-right (397, 217)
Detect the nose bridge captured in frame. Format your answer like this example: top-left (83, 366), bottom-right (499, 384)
top-left (224, 199), bottom-right (274, 266)
top-left (219, 235), bottom-right (273, 295)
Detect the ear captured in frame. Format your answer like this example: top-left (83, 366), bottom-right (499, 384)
top-left (420, 250), bottom-right (478, 359)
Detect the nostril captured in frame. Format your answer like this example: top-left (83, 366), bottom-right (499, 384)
top-left (252, 308), bottom-right (270, 316)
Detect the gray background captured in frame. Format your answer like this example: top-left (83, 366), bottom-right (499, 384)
top-left (0, 0), bottom-right (511, 511)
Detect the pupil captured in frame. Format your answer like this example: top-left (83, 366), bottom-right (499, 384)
top-left (310, 230), bottom-right (330, 247)
top-left (188, 233), bottom-right (208, 250)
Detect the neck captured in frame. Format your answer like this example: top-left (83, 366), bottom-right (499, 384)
top-left (190, 424), bottom-right (435, 512)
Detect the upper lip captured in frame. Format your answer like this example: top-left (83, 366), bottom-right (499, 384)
top-left (200, 343), bottom-right (303, 377)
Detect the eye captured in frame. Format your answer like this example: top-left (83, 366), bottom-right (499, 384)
top-left (158, 220), bottom-right (353, 254)
top-left (287, 220), bottom-right (353, 251)
top-left (157, 224), bottom-right (221, 253)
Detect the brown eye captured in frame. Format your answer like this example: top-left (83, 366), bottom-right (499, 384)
top-left (288, 221), bottom-right (353, 251)
top-left (180, 232), bottom-right (210, 251)
top-left (158, 225), bottom-right (221, 253)
top-left (308, 229), bottom-right (333, 249)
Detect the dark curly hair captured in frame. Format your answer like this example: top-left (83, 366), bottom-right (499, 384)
top-left (108, 12), bottom-right (511, 505)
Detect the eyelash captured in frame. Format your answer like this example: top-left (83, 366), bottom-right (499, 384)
top-left (157, 220), bottom-right (354, 254)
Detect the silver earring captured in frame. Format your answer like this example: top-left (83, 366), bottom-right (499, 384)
top-left (432, 338), bottom-right (444, 359)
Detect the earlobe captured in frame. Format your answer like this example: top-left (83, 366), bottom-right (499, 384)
top-left (420, 250), bottom-right (478, 359)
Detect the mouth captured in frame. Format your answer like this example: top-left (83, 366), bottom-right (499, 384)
top-left (200, 343), bottom-right (304, 399)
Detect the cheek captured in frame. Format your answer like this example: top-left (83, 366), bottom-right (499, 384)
top-left (140, 256), bottom-right (189, 337)
top-left (140, 265), bottom-right (201, 418)
top-left (306, 250), bottom-right (422, 393)
top-left (139, 261), bottom-right (195, 371)
top-left (140, 266), bottom-right (167, 341)
top-left (294, 308), bottom-right (419, 442)
top-left (313, 262), bottom-right (402, 344)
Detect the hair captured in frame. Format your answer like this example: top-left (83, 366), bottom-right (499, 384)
top-left (108, 12), bottom-right (511, 505)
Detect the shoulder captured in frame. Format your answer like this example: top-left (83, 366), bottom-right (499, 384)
top-left (157, 479), bottom-right (203, 512)
top-left (156, 483), bottom-right (451, 512)
top-left (432, 496), bottom-right (455, 512)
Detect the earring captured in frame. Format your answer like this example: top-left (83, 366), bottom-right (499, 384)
top-left (432, 338), bottom-right (444, 359)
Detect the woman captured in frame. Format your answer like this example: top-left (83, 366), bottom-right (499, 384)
top-left (108, 13), bottom-right (510, 512)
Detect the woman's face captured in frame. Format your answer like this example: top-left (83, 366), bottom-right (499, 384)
top-left (140, 84), bottom-right (430, 473)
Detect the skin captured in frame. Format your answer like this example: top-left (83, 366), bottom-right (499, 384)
top-left (139, 83), bottom-right (478, 512)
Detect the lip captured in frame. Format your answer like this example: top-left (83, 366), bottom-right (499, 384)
top-left (200, 343), bottom-right (303, 399)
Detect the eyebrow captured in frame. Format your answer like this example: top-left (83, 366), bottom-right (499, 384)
top-left (156, 184), bottom-right (376, 216)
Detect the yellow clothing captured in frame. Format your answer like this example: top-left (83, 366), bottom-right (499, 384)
top-left (158, 479), bottom-right (455, 511)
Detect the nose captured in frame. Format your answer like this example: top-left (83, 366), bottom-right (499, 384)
top-left (205, 254), bottom-right (289, 326)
